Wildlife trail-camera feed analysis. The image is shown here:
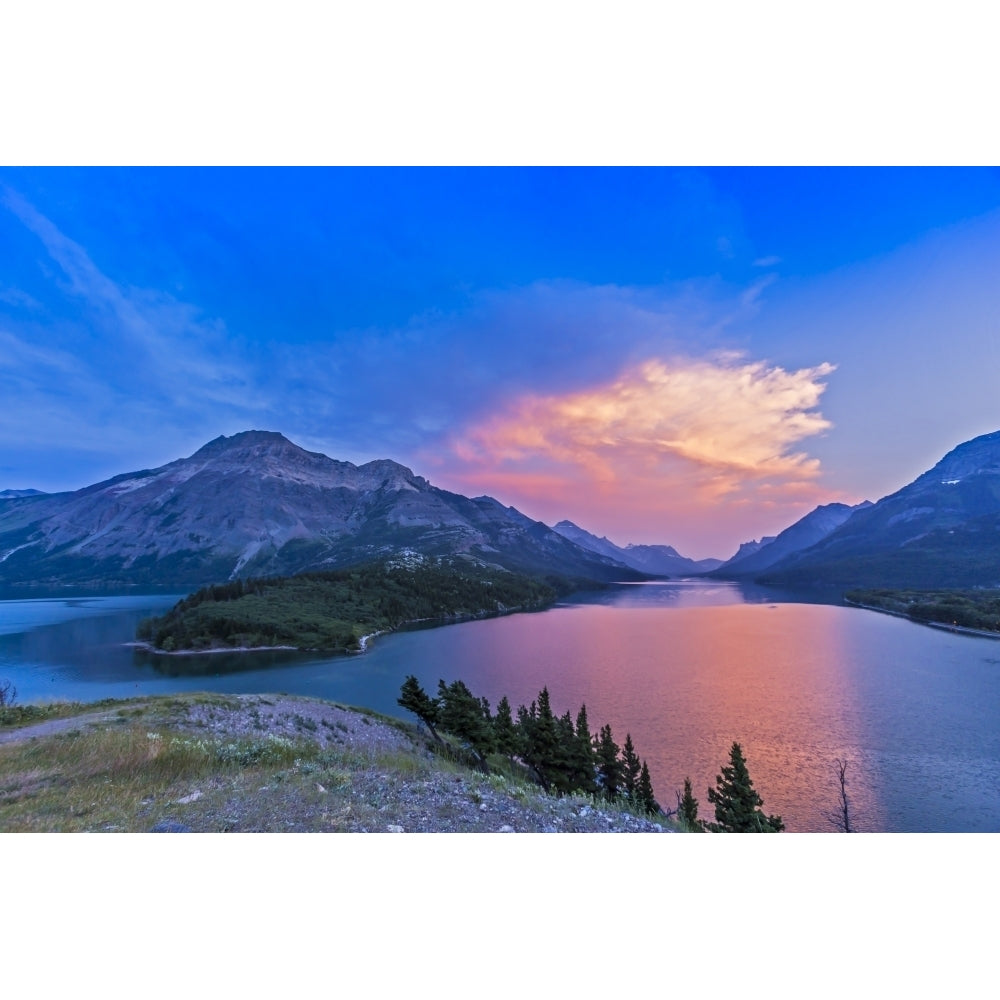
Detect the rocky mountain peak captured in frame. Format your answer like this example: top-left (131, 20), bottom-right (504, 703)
top-left (190, 430), bottom-right (308, 461)
top-left (916, 429), bottom-right (1000, 486)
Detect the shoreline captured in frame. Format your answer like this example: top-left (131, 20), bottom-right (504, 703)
top-left (133, 599), bottom-right (553, 656)
top-left (843, 598), bottom-right (1000, 640)
top-left (127, 640), bottom-right (300, 656)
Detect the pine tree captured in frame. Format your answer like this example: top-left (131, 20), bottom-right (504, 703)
top-left (397, 675), bottom-right (442, 742)
top-left (594, 723), bottom-right (624, 801)
top-left (636, 760), bottom-right (659, 816)
top-left (621, 732), bottom-right (641, 800)
top-left (677, 776), bottom-right (702, 831)
top-left (523, 687), bottom-right (562, 791)
top-left (571, 704), bottom-right (598, 795)
top-left (705, 742), bottom-right (784, 832)
top-left (552, 710), bottom-right (579, 794)
top-left (514, 697), bottom-right (549, 791)
top-left (492, 695), bottom-right (518, 756)
top-left (437, 678), bottom-right (495, 770)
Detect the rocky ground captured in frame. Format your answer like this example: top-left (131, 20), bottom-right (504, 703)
top-left (0, 693), bottom-right (672, 833)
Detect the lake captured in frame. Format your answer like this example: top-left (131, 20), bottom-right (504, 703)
top-left (2, 580), bottom-right (998, 832)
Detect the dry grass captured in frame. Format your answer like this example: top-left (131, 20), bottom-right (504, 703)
top-left (0, 692), bottom-right (672, 833)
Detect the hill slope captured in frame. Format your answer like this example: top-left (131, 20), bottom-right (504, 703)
top-left (0, 693), bottom-right (668, 833)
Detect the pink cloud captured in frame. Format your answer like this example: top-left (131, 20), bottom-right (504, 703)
top-left (427, 354), bottom-right (847, 559)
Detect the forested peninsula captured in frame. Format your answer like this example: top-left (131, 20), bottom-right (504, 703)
top-left (136, 559), bottom-right (564, 653)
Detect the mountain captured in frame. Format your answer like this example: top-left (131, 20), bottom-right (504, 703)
top-left (0, 489), bottom-right (46, 499)
top-left (716, 502), bottom-right (872, 576)
top-left (551, 520), bottom-right (722, 575)
top-left (725, 536), bottom-right (776, 565)
top-left (759, 429), bottom-right (1000, 588)
top-left (0, 431), bottom-right (641, 588)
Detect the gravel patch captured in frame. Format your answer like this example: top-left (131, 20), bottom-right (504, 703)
top-left (170, 694), bottom-right (671, 833)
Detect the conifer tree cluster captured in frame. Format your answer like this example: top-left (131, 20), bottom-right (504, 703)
top-left (398, 675), bottom-right (661, 815)
top-left (704, 742), bottom-right (784, 832)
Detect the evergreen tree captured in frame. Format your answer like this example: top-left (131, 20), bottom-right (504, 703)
top-left (437, 678), bottom-right (495, 769)
top-left (571, 704), bottom-right (598, 795)
top-left (520, 687), bottom-right (562, 792)
top-left (552, 710), bottom-right (579, 794)
top-left (515, 699), bottom-right (548, 791)
top-left (677, 776), bottom-right (702, 831)
top-left (621, 732), bottom-right (641, 800)
top-left (397, 675), bottom-right (442, 742)
top-left (705, 742), bottom-right (784, 832)
top-left (594, 723), bottom-right (624, 801)
top-left (492, 695), bottom-right (518, 756)
top-left (636, 760), bottom-right (659, 816)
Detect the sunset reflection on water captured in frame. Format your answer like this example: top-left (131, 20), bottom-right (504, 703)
top-left (480, 596), bottom-right (884, 832)
top-left (3, 582), bottom-right (998, 831)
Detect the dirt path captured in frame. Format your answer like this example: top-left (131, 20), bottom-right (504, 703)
top-left (0, 710), bottom-right (129, 745)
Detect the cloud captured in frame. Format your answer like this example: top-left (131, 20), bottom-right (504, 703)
top-left (0, 187), bottom-right (274, 472)
top-left (432, 354), bottom-right (838, 556)
top-left (274, 276), bottom-right (770, 460)
top-left (753, 255), bottom-right (781, 267)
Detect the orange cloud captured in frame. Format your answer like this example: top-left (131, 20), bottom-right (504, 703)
top-left (430, 355), bottom-right (845, 558)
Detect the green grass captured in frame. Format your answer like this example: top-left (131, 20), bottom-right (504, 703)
top-left (0, 720), bottom-right (323, 832)
top-left (0, 697), bottom-right (127, 730)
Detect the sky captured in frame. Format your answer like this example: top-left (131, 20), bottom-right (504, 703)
top-left (2, 167), bottom-right (1000, 560)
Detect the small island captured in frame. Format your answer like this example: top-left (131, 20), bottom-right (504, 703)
top-left (136, 557), bottom-right (563, 653)
top-left (845, 587), bottom-right (1000, 637)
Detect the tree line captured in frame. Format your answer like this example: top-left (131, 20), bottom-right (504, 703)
top-left (398, 675), bottom-right (661, 815)
top-left (400, 675), bottom-right (795, 831)
top-left (136, 559), bottom-right (560, 652)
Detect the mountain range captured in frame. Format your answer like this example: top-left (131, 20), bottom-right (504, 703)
top-left (0, 431), bottom-right (643, 589)
top-left (750, 429), bottom-right (1000, 588)
top-left (714, 501), bottom-right (873, 577)
top-left (552, 520), bottom-right (723, 575)
top-left (3, 427), bottom-right (999, 591)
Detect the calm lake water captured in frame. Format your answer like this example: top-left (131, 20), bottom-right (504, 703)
top-left (2, 581), bottom-right (998, 833)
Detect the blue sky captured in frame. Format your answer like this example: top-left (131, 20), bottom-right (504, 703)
top-left (3, 167), bottom-right (1000, 558)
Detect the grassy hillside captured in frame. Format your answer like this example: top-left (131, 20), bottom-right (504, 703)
top-left (0, 693), bottom-right (670, 833)
top-left (137, 558), bottom-right (562, 652)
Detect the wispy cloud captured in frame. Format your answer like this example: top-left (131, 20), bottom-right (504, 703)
top-left (1, 187), bottom-right (272, 471)
top-left (0, 183), bottom-right (834, 556)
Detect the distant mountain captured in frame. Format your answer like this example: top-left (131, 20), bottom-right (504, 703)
top-left (716, 502), bottom-right (872, 577)
top-left (551, 520), bottom-right (722, 575)
top-left (760, 429), bottom-right (1000, 588)
top-left (724, 536), bottom-right (777, 566)
top-left (0, 431), bottom-right (641, 588)
top-left (0, 489), bottom-right (46, 499)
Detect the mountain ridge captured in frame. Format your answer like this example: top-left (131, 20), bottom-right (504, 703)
top-left (0, 431), bottom-right (641, 588)
top-left (759, 429), bottom-right (1000, 587)
top-left (715, 501), bottom-right (872, 577)
top-left (552, 519), bottom-right (722, 575)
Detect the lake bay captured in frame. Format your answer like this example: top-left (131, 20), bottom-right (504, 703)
top-left (2, 580), bottom-right (998, 833)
